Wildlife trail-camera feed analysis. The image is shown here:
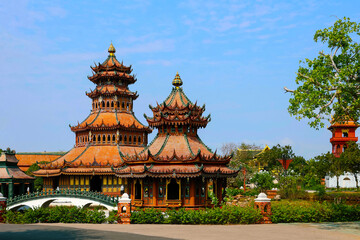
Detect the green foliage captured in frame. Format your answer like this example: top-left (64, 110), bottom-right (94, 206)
top-left (250, 172), bottom-right (275, 192)
top-left (340, 141), bottom-right (360, 189)
top-left (4, 206), bottom-right (106, 224)
top-left (222, 142), bottom-right (262, 188)
top-left (26, 162), bottom-right (48, 191)
top-left (271, 200), bottom-right (360, 223)
top-left (286, 17), bottom-right (360, 129)
top-left (257, 144), bottom-right (298, 172)
top-left (131, 208), bottom-right (165, 224)
top-left (279, 176), bottom-right (305, 200)
top-left (131, 206), bottom-right (262, 224)
top-left (107, 210), bottom-right (120, 224)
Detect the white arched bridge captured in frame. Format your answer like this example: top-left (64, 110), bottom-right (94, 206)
top-left (6, 190), bottom-right (118, 211)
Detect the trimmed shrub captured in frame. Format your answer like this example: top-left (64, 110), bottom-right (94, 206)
top-left (271, 201), bottom-right (360, 223)
top-left (4, 206), bottom-right (106, 224)
top-left (131, 206), bottom-right (262, 224)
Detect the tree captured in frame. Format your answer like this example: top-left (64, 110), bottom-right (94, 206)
top-left (340, 141), bottom-right (360, 189)
top-left (285, 17), bottom-right (360, 129)
top-left (26, 162), bottom-right (48, 192)
top-left (221, 142), bottom-right (262, 188)
top-left (315, 152), bottom-right (345, 189)
top-left (250, 171), bottom-right (275, 192)
top-left (256, 144), bottom-right (296, 172)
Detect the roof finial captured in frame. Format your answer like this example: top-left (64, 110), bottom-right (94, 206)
top-left (108, 42), bottom-right (116, 56)
top-left (172, 72), bottom-right (183, 88)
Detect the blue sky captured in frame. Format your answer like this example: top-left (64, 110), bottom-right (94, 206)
top-left (0, 0), bottom-right (359, 159)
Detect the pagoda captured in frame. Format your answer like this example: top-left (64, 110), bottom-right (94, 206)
top-left (34, 44), bottom-right (152, 196)
top-left (328, 118), bottom-right (359, 157)
top-left (114, 73), bottom-right (238, 208)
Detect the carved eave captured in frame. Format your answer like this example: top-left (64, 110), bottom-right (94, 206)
top-left (122, 149), bottom-right (231, 165)
top-left (70, 122), bottom-right (152, 133)
top-left (87, 71), bottom-right (136, 85)
top-left (86, 88), bottom-right (139, 99)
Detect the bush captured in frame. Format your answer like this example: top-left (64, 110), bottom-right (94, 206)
top-left (271, 200), bottom-right (360, 223)
top-left (130, 206), bottom-right (262, 224)
top-left (4, 206), bottom-right (106, 224)
top-left (250, 172), bottom-right (275, 192)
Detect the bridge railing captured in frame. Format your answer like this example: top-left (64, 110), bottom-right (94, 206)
top-left (7, 189), bottom-right (119, 207)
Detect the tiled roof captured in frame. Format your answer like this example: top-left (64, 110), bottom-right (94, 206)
top-left (16, 153), bottom-right (65, 171)
top-left (71, 111), bottom-right (151, 132)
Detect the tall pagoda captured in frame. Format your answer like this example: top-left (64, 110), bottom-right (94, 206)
top-left (34, 44), bottom-right (152, 196)
top-left (114, 73), bottom-right (238, 208)
top-left (328, 118), bottom-right (359, 157)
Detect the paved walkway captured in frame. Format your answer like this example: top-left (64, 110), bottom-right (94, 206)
top-left (0, 223), bottom-right (359, 240)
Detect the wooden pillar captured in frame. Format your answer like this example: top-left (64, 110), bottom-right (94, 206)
top-left (8, 182), bottom-right (13, 199)
top-left (152, 180), bottom-right (157, 206)
top-left (189, 179), bottom-right (196, 206)
top-left (217, 179), bottom-right (223, 204)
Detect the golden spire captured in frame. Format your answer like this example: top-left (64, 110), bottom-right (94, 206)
top-left (108, 42), bottom-right (116, 56)
top-left (172, 72), bottom-right (183, 88)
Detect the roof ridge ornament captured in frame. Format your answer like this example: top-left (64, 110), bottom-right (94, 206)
top-left (172, 72), bottom-right (183, 88)
top-left (108, 42), bottom-right (116, 57)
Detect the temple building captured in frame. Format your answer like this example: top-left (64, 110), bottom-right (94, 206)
top-left (33, 44), bottom-right (152, 195)
top-left (33, 44), bottom-right (238, 207)
top-left (114, 73), bottom-right (238, 208)
top-left (0, 149), bottom-right (34, 198)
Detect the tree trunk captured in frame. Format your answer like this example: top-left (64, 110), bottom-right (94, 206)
top-left (336, 176), bottom-right (339, 189)
top-left (354, 174), bottom-right (359, 190)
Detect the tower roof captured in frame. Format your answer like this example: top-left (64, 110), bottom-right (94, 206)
top-left (145, 73), bottom-right (211, 128)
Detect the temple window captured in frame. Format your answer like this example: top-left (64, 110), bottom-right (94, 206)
top-left (343, 145), bottom-right (347, 152)
top-left (126, 103), bottom-right (129, 111)
top-left (93, 135), bottom-right (96, 142)
top-left (134, 136), bottom-right (137, 144)
top-left (107, 135), bottom-right (111, 142)
top-left (120, 135), bottom-right (123, 143)
top-left (138, 136), bottom-right (141, 144)
top-left (129, 136), bottom-right (132, 144)
top-left (111, 101), bottom-right (114, 108)
top-left (101, 101), bottom-right (105, 108)
top-left (171, 126), bottom-right (175, 133)
top-left (122, 102), bottom-right (125, 109)
top-left (117, 101), bottom-right (120, 108)
top-left (97, 135), bottom-right (101, 142)
top-left (112, 135), bottom-right (115, 142)
top-left (124, 135), bottom-right (127, 144)
top-left (178, 125), bottom-right (183, 133)
top-left (343, 132), bottom-right (348, 137)
top-left (102, 135), bottom-right (106, 142)
top-left (106, 101), bottom-right (110, 108)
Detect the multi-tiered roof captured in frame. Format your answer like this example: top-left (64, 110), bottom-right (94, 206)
top-left (114, 73), bottom-right (238, 178)
top-left (34, 44), bottom-right (151, 177)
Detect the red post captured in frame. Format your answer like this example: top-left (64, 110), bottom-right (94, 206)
top-left (117, 193), bottom-right (131, 224)
top-left (243, 168), bottom-right (247, 192)
top-left (254, 193), bottom-right (272, 224)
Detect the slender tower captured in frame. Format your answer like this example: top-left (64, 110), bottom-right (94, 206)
top-left (328, 119), bottom-right (359, 157)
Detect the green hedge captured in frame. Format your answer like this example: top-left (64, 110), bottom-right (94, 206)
top-left (4, 206), bottom-right (107, 224)
top-left (130, 206), bottom-right (263, 224)
top-left (271, 201), bottom-right (360, 223)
